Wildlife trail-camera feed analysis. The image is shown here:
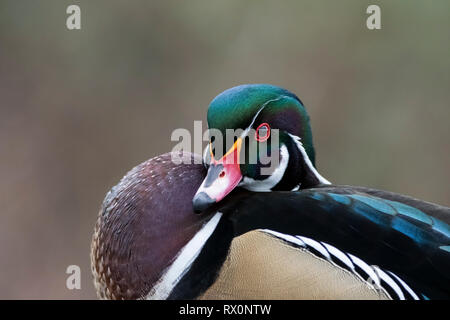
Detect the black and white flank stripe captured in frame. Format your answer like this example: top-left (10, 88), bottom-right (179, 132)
top-left (261, 229), bottom-right (421, 300)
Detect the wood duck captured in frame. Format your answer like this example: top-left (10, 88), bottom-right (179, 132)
top-left (91, 85), bottom-right (450, 300)
top-left (192, 84), bottom-right (329, 210)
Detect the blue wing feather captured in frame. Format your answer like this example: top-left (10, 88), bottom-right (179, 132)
top-left (309, 191), bottom-right (450, 245)
top-left (227, 186), bottom-right (450, 298)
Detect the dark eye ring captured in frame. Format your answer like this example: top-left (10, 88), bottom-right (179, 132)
top-left (255, 123), bottom-right (270, 142)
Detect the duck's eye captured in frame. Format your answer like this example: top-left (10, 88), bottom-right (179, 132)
top-left (255, 123), bottom-right (270, 142)
top-left (219, 171), bottom-right (226, 178)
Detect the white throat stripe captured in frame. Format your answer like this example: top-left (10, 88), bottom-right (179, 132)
top-left (239, 144), bottom-right (289, 191)
top-left (146, 212), bottom-right (223, 300)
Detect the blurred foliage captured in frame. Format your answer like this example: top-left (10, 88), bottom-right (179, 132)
top-left (0, 0), bottom-right (448, 298)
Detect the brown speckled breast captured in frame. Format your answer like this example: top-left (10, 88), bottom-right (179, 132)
top-left (91, 152), bottom-right (208, 299)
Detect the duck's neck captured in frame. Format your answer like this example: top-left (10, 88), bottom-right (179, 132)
top-left (273, 133), bottom-right (330, 191)
top-left (162, 212), bottom-right (234, 300)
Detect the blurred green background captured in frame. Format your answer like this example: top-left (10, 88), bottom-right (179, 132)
top-left (0, 1), bottom-right (448, 299)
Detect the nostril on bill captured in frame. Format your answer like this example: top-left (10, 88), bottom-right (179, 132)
top-left (192, 192), bottom-right (215, 214)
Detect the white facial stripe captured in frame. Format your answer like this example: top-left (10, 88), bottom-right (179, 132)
top-left (204, 96), bottom-right (286, 167)
top-left (202, 97), bottom-right (284, 170)
top-left (288, 133), bottom-right (331, 185)
top-left (146, 212), bottom-right (223, 300)
top-left (241, 96), bottom-right (286, 139)
top-left (239, 144), bottom-right (289, 191)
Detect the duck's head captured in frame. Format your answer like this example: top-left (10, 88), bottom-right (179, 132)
top-left (193, 84), bottom-right (330, 213)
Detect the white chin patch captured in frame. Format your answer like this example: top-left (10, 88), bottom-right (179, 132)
top-left (239, 145), bottom-right (289, 192)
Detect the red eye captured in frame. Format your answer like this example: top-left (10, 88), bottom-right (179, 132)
top-left (255, 123), bottom-right (270, 142)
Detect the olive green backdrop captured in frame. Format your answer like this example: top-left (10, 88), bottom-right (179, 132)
top-left (0, 1), bottom-right (448, 298)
